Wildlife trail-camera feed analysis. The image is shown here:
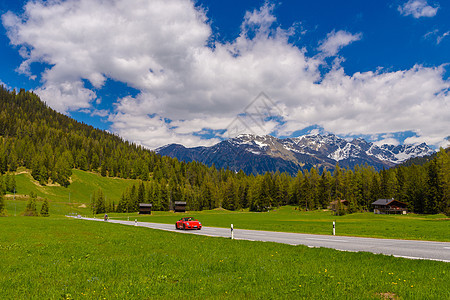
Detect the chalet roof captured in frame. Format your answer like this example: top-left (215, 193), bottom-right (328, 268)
top-left (372, 199), bottom-right (393, 206)
top-left (371, 199), bottom-right (407, 207)
top-left (139, 203), bottom-right (153, 207)
top-left (174, 201), bottom-right (186, 205)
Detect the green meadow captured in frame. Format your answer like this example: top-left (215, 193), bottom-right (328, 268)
top-left (0, 217), bottom-right (449, 299)
top-left (4, 168), bottom-right (450, 242)
top-left (113, 207), bottom-right (450, 242)
top-left (2, 169), bottom-right (450, 299)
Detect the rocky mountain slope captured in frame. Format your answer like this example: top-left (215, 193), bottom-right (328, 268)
top-left (157, 133), bottom-right (435, 175)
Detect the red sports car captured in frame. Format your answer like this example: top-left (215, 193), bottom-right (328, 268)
top-left (176, 217), bottom-right (202, 230)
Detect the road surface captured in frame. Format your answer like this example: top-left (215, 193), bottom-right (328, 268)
top-left (70, 216), bottom-right (450, 263)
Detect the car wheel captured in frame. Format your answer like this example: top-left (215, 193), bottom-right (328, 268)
top-left (175, 224), bottom-right (178, 229)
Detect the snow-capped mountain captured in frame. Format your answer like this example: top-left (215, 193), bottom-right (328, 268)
top-left (156, 133), bottom-right (435, 175)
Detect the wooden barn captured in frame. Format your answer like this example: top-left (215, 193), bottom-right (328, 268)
top-left (139, 203), bottom-right (152, 215)
top-left (372, 199), bottom-right (407, 214)
top-left (174, 201), bottom-right (186, 213)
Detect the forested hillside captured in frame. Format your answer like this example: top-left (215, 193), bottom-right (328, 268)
top-left (1, 86), bottom-right (449, 215)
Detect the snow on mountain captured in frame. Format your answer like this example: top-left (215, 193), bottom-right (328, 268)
top-left (156, 133), bottom-right (436, 175)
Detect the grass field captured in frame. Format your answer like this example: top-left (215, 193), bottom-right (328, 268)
top-left (0, 217), bottom-right (449, 299)
top-left (5, 168), bottom-right (449, 242)
top-left (110, 206), bottom-right (450, 242)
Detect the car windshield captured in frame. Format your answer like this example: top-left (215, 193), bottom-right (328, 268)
top-left (184, 217), bottom-right (194, 221)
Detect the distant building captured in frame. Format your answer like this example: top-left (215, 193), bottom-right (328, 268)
top-left (139, 203), bottom-right (152, 215)
top-left (372, 199), bottom-right (407, 214)
top-left (174, 201), bottom-right (186, 213)
top-left (329, 199), bottom-right (349, 212)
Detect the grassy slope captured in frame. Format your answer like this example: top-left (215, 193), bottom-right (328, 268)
top-left (6, 168), bottom-right (138, 215)
top-left (0, 217), bottom-right (448, 299)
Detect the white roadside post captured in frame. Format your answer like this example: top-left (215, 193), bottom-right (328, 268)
top-left (231, 224), bottom-right (234, 240)
top-left (333, 221), bottom-right (336, 236)
top-left (135, 219), bottom-right (138, 226)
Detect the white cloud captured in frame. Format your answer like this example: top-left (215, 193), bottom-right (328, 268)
top-left (0, 79), bottom-right (12, 91)
top-left (318, 30), bottom-right (362, 57)
top-left (90, 109), bottom-right (109, 118)
top-left (398, 0), bottom-right (439, 18)
top-left (34, 80), bottom-right (96, 113)
top-left (2, 0), bottom-right (449, 149)
top-left (437, 31), bottom-right (450, 44)
top-left (372, 134), bottom-right (400, 147)
top-left (425, 29), bottom-right (450, 44)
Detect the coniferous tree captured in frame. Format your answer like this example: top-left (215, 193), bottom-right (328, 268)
top-left (40, 199), bottom-right (49, 217)
top-left (436, 148), bottom-right (450, 215)
top-left (24, 192), bottom-right (38, 216)
top-left (94, 189), bottom-right (106, 214)
top-left (54, 151), bottom-right (72, 187)
top-left (332, 163), bottom-right (344, 200)
top-left (425, 158), bottom-right (440, 214)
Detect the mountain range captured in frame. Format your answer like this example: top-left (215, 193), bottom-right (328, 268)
top-left (156, 133), bottom-right (435, 175)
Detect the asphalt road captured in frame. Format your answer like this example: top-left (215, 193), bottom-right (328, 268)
top-left (71, 216), bottom-right (450, 263)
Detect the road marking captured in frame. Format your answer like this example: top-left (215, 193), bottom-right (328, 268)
top-left (306, 238), bottom-right (348, 243)
top-left (443, 247), bottom-right (450, 250)
top-left (392, 255), bottom-right (450, 263)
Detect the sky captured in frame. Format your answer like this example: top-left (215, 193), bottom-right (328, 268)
top-left (0, 0), bottom-right (449, 150)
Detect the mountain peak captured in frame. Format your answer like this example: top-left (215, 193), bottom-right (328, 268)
top-left (157, 133), bottom-right (435, 175)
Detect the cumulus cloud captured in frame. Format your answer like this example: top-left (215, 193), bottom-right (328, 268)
top-left (2, 0), bottom-right (449, 149)
top-left (34, 80), bottom-right (96, 113)
top-left (398, 0), bottom-right (439, 18)
top-left (373, 135), bottom-right (401, 147)
top-left (318, 30), bottom-right (362, 57)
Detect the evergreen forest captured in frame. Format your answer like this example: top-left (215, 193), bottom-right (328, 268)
top-left (1, 86), bottom-right (449, 215)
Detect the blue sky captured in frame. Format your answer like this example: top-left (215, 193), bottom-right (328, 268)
top-left (0, 0), bottom-right (449, 149)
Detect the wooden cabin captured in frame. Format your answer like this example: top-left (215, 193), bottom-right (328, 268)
top-left (174, 201), bottom-right (186, 213)
top-left (139, 203), bottom-right (152, 215)
top-left (372, 199), bottom-right (407, 214)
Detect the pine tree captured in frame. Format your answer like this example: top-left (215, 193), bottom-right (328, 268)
top-left (40, 199), bottom-right (49, 217)
top-left (137, 182), bottom-right (145, 205)
top-left (54, 151), bottom-right (72, 187)
top-left (332, 163), bottom-right (344, 200)
top-left (436, 148), bottom-right (450, 215)
top-left (425, 158), bottom-right (440, 214)
top-left (24, 192), bottom-right (38, 216)
top-left (222, 178), bottom-right (236, 210)
top-left (94, 189), bottom-right (106, 214)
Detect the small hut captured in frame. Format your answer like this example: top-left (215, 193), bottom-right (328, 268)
top-left (139, 203), bottom-right (152, 215)
top-left (372, 199), bottom-right (407, 214)
top-left (174, 201), bottom-right (186, 213)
